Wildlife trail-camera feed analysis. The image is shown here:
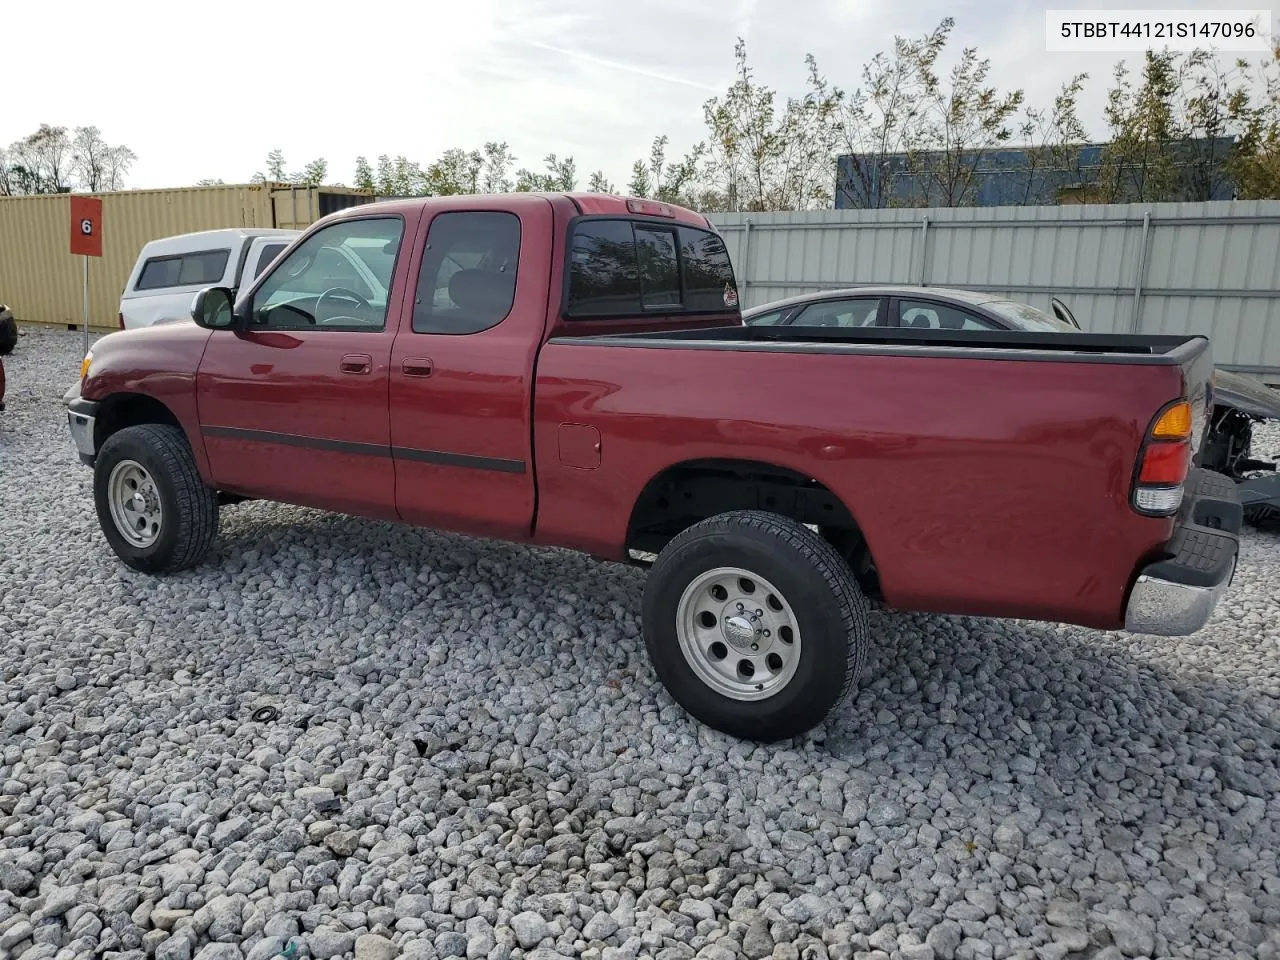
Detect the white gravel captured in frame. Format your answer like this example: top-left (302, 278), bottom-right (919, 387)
top-left (2, 324), bottom-right (1279, 960)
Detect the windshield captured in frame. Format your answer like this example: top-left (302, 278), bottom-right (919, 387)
top-left (982, 299), bottom-right (1078, 333)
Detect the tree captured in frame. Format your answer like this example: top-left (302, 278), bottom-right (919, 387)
top-left (626, 135), bottom-right (707, 207)
top-left (626, 159), bottom-right (652, 198)
top-left (249, 149), bottom-right (328, 187)
top-left (908, 31), bottom-right (1025, 206)
top-left (2, 124), bottom-right (74, 194)
top-left (196, 178), bottom-right (226, 186)
top-left (299, 158), bottom-right (328, 187)
top-left (2, 124), bottom-right (135, 194)
top-left (1179, 50), bottom-right (1256, 200)
top-left (480, 141), bottom-right (516, 193)
top-left (266, 149), bottom-right (287, 181)
top-left (1230, 44), bottom-right (1280, 199)
top-left (1099, 52), bottom-right (1182, 202)
top-left (515, 153), bottom-right (577, 192)
top-left (424, 148), bottom-right (483, 194)
top-left (71, 126), bottom-right (111, 191)
top-left (375, 154), bottom-right (425, 196)
top-left (701, 38), bottom-right (840, 212)
top-left (587, 169), bottom-right (615, 192)
top-left (102, 144), bottom-right (137, 190)
top-left (353, 156), bottom-right (376, 192)
top-left (1016, 73), bottom-right (1089, 204)
top-left (818, 20), bottom-right (950, 207)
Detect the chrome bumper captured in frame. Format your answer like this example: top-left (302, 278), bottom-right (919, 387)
top-left (1125, 557), bottom-right (1236, 636)
top-left (1124, 468), bottom-right (1240, 637)
top-left (64, 383), bottom-right (98, 465)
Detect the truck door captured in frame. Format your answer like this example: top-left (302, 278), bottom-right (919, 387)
top-left (196, 214), bottom-right (410, 519)
top-left (388, 195), bottom-right (553, 539)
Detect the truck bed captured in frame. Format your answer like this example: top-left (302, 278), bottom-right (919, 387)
top-left (551, 324), bottom-right (1207, 365)
top-left (534, 324), bottom-right (1210, 629)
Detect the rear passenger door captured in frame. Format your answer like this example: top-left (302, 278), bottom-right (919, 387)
top-left (388, 197), bottom-right (554, 540)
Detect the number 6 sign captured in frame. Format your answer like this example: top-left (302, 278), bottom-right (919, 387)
top-left (70, 196), bottom-right (103, 257)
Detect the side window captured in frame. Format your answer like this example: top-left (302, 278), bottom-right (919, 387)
top-left (899, 299), bottom-right (999, 331)
top-left (250, 217), bottom-right (403, 331)
top-left (566, 219), bottom-right (737, 318)
top-left (136, 249), bottom-right (230, 291)
top-left (793, 298), bottom-right (881, 327)
top-left (412, 212), bottom-right (521, 335)
top-left (251, 243), bottom-right (289, 281)
top-left (745, 308), bottom-right (789, 326)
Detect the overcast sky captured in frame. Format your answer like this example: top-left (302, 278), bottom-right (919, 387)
top-left (5, 0), bottom-right (1273, 191)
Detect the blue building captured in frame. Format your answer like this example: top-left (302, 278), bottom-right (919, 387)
top-left (834, 138), bottom-right (1238, 208)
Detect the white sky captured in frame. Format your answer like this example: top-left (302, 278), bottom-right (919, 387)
top-left (4, 0), bottom-right (1274, 191)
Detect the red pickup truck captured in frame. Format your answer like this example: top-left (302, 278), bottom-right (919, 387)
top-left (65, 192), bottom-right (1241, 741)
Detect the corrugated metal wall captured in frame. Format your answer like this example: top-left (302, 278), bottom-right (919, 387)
top-left (710, 200), bottom-right (1280, 374)
top-left (0, 184), bottom-right (373, 330)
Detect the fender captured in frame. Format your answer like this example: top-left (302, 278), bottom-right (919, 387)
top-left (77, 322), bottom-right (214, 483)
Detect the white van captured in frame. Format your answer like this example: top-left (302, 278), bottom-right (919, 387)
top-left (119, 228), bottom-right (300, 329)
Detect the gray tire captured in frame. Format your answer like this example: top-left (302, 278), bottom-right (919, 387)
top-left (93, 424), bottom-right (219, 574)
top-left (642, 510), bottom-right (869, 741)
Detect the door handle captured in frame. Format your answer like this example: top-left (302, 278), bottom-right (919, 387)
top-left (340, 354), bottom-right (372, 375)
top-left (402, 358), bottom-right (433, 378)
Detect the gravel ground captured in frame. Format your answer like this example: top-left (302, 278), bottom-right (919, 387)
top-left (2, 324), bottom-right (1279, 960)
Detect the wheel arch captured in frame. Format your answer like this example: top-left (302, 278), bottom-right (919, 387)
top-left (94, 392), bottom-right (183, 449)
top-left (91, 391), bottom-right (216, 489)
top-left (624, 457), bottom-right (881, 598)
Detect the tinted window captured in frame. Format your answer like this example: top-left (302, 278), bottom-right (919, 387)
top-left (250, 217), bottom-right (403, 331)
top-left (566, 219), bottom-right (736, 318)
top-left (136, 249), bottom-right (230, 290)
top-left (567, 220), bottom-right (640, 316)
top-left (252, 243), bottom-right (288, 280)
top-left (636, 227), bottom-right (680, 308)
top-left (413, 211), bottom-right (521, 335)
top-left (679, 229), bottom-right (734, 311)
top-left (899, 300), bottom-right (999, 331)
top-left (793, 298), bottom-right (881, 327)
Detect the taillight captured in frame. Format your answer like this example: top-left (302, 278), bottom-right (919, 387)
top-left (118, 312), bottom-right (125, 329)
top-left (1132, 399), bottom-right (1193, 516)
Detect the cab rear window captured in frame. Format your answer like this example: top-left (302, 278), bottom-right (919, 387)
top-left (566, 219), bottom-right (735, 318)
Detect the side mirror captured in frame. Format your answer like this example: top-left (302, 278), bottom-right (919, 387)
top-left (192, 287), bottom-right (236, 329)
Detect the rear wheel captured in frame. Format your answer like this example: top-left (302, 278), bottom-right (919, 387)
top-left (94, 424), bottom-right (219, 573)
top-left (642, 510), bottom-right (869, 741)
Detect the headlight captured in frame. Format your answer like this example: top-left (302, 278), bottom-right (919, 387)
top-left (80, 351), bottom-right (93, 382)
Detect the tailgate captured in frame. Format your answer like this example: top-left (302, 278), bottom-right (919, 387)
top-left (1181, 336), bottom-right (1215, 460)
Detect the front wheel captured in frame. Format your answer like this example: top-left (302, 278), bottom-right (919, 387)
top-left (642, 510), bottom-right (869, 741)
top-left (93, 424), bottom-right (219, 574)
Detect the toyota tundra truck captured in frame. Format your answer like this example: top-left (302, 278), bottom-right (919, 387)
top-left (64, 192), bottom-right (1241, 741)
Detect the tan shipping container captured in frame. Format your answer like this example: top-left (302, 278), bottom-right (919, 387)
top-left (0, 183), bottom-right (373, 330)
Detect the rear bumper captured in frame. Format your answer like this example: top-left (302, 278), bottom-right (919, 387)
top-left (1125, 468), bottom-right (1240, 636)
top-left (64, 383), bottom-right (99, 466)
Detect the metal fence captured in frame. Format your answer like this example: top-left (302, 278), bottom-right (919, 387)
top-left (709, 200), bottom-right (1280, 375)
